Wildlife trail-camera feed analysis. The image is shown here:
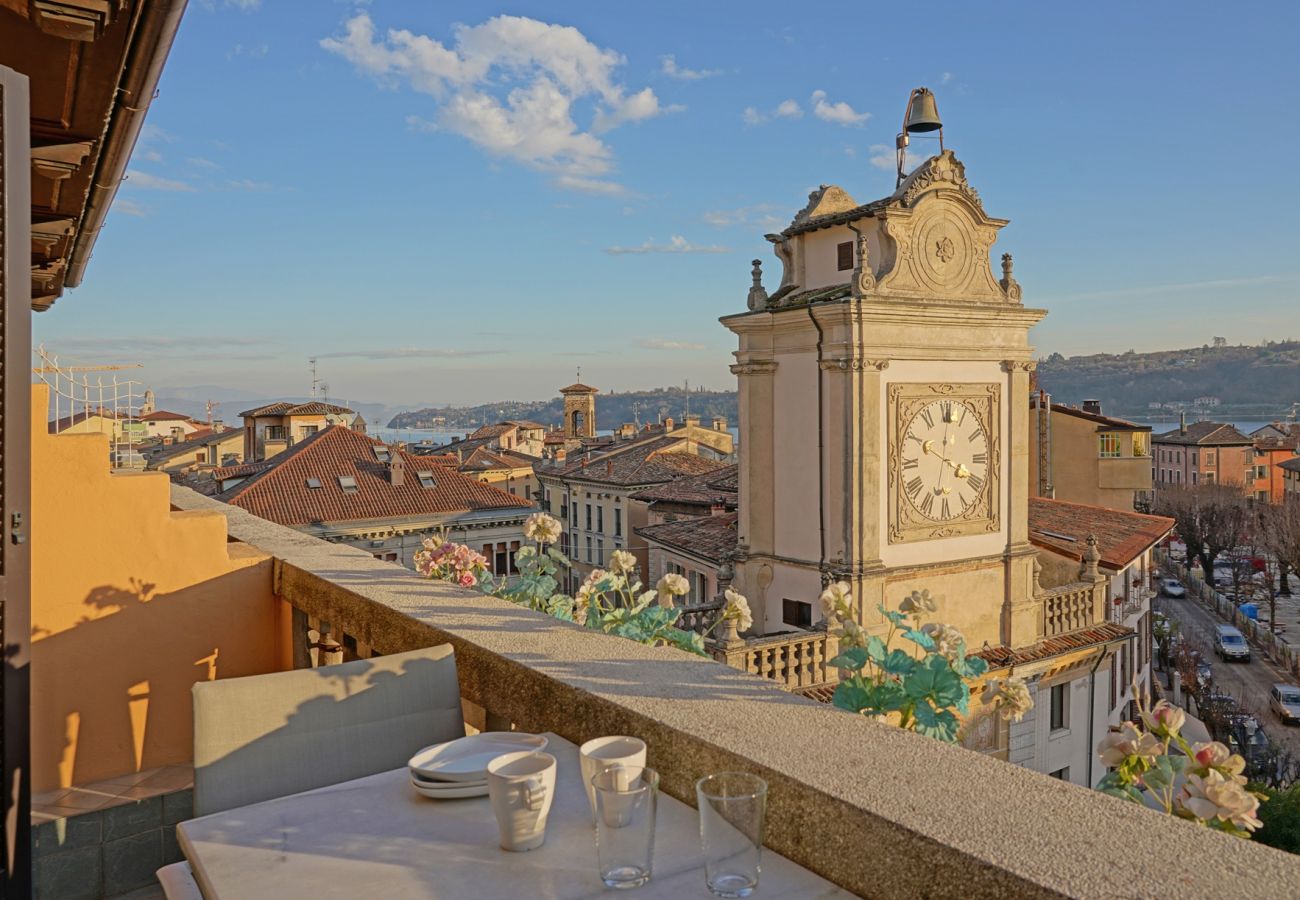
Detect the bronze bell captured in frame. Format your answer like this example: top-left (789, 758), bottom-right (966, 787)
top-left (904, 88), bottom-right (942, 133)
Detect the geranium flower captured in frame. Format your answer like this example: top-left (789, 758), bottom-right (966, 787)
top-left (1140, 700), bottom-right (1186, 737)
top-left (819, 581), bottom-right (852, 621)
top-left (609, 550), bottom-right (638, 576)
top-left (523, 512), bottom-right (562, 544)
top-left (656, 573), bottom-right (690, 601)
top-left (921, 622), bottom-right (966, 659)
top-left (1096, 722), bottom-right (1162, 768)
top-left (724, 588), bottom-right (753, 632)
top-left (1179, 771), bottom-right (1262, 831)
top-left (984, 677), bottom-right (1034, 723)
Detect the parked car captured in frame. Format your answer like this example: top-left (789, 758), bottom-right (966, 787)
top-left (1161, 579), bottom-right (1186, 598)
top-left (1213, 625), bottom-right (1251, 662)
top-left (1270, 684), bottom-right (1300, 726)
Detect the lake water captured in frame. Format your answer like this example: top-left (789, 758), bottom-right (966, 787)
top-left (371, 426), bottom-right (744, 448)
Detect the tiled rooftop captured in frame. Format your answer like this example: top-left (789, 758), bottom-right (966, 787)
top-left (217, 426), bottom-right (531, 527)
top-left (238, 400), bottom-right (356, 418)
top-left (548, 435), bottom-right (727, 486)
top-left (636, 513), bottom-right (738, 565)
top-left (1033, 399), bottom-right (1149, 432)
top-left (974, 622), bottom-right (1132, 667)
top-left (629, 463), bottom-right (738, 506)
top-left (1152, 421), bottom-right (1253, 446)
top-left (1029, 497), bottom-right (1174, 570)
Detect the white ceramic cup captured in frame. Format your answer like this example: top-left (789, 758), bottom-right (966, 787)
top-left (579, 736), bottom-right (647, 823)
top-left (486, 751), bottom-right (557, 852)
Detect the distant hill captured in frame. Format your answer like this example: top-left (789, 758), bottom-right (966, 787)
top-left (388, 387), bottom-right (739, 431)
top-left (1036, 341), bottom-right (1300, 418)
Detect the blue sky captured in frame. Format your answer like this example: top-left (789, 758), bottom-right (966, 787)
top-left (34, 0), bottom-right (1300, 407)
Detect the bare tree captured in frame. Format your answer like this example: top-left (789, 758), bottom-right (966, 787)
top-left (1155, 484), bottom-right (1250, 583)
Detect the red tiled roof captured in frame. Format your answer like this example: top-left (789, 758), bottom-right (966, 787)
top-left (139, 409), bottom-right (194, 422)
top-left (547, 435), bottom-right (727, 486)
top-left (1029, 497), bottom-right (1174, 570)
top-left (1152, 422), bottom-right (1252, 446)
top-left (974, 622), bottom-right (1133, 668)
top-left (239, 400), bottom-right (356, 418)
top-left (468, 423), bottom-right (512, 440)
top-left (213, 460), bottom-right (272, 481)
top-left (218, 426), bottom-right (532, 527)
top-left (505, 420), bottom-right (547, 430)
top-left (1032, 398), bottom-right (1149, 432)
top-left (558, 382), bottom-right (599, 394)
top-left (636, 514), bottom-right (737, 565)
top-left (629, 464), bottom-right (738, 506)
top-left (460, 446), bottom-right (534, 472)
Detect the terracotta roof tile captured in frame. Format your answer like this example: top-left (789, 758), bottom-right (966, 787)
top-left (1032, 398), bottom-right (1149, 432)
top-left (629, 464), bottom-right (738, 506)
top-left (1153, 422), bottom-right (1253, 446)
top-left (1029, 497), bottom-right (1174, 570)
top-left (974, 622), bottom-right (1133, 668)
top-left (217, 426), bottom-right (531, 527)
top-left (559, 382), bottom-right (599, 394)
top-left (238, 400), bottom-right (356, 418)
top-left (546, 436), bottom-right (727, 486)
top-left (636, 514), bottom-right (737, 565)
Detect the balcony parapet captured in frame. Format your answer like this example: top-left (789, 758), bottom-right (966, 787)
top-left (709, 629), bottom-right (839, 691)
top-left (171, 485), bottom-right (1300, 898)
top-left (1042, 582), bottom-right (1099, 637)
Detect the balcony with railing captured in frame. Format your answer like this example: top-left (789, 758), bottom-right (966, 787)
top-left (28, 416), bottom-right (1300, 897)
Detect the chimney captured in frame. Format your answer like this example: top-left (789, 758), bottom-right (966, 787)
top-left (387, 454), bottom-right (405, 487)
top-left (213, 419), bottom-right (226, 433)
top-left (1179, 412), bottom-right (1187, 435)
top-left (555, 448), bottom-right (567, 463)
top-left (685, 415), bottom-right (701, 429)
top-left (664, 416), bottom-right (674, 432)
top-left (712, 416), bottom-right (727, 432)
top-left (606, 459), bottom-right (613, 475)
top-left (1081, 399), bottom-right (1102, 415)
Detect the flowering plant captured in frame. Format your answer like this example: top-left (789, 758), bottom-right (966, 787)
top-left (1096, 695), bottom-right (1265, 838)
top-left (412, 535), bottom-right (489, 587)
top-left (825, 585), bottom-right (992, 743)
top-left (421, 512), bottom-right (707, 656)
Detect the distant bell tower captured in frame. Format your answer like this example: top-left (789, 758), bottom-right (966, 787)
top-left (560, 378), bottom-right (598, 439)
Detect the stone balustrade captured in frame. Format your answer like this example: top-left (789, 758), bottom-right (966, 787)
top-left (676, 599), bottom-right (725, 635)
top-left (710, 630), bottom-right (839, 691)
top-left (170, 486), bottom-right (1300, 898)
top-left (1042, 583), bottom-right (1098, 636)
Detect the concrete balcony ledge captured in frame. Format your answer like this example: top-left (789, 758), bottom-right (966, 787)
top-left (171, 486), bottom-right (1300, 898)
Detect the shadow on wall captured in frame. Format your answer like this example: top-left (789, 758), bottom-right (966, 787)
top-left (31, 564), bottom-right (280, 793)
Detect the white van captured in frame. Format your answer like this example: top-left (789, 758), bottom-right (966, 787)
top-left (1214, 625), bottom-right (1251, 663)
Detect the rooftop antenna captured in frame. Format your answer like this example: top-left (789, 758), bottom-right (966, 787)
top-left (684, 379), bottom-right (690, 419)
top-left (896, 87), bottom-right (943, 187)
top-left (205, 399), bottom-right (219, 428)
top-left (309, 357), bottom-right (320, 399)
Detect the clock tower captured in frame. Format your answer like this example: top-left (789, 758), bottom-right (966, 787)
top-left (721, 148), bottom-right (1045, 653)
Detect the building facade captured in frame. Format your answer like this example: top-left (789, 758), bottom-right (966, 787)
top-left (1151, 421), bottom-right (1254, 492)
top-left (1248, 423), bottom-right (1300, 504)
top-left (1030, 395), bottom-right (1151, 510)
top-left (239, 401), bottom-right (366, 462)
top-left (722, 149), bottom-right (1133, 783)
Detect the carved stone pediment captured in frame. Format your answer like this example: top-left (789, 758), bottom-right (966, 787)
top-left (866, 151), bottom-right (1021, 305)
top-left (790, 184), bottom-right (858, 227)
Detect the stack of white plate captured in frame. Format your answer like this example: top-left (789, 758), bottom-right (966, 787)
top-left (408, 732), bottom-right (548, 800)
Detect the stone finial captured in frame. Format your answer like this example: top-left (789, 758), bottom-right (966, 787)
top-left (1031, 557), bottom-right (1043, 598)
top-left (999, 252), bottom-right (1022, 302)
top-left (852, 232), bottom-right (875, 297)
top-left (747, 259), bottom-right (769, 311)
top-left (1080, 534), bottom-right (1101, 581)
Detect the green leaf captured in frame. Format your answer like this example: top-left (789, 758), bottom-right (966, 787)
top-left (911, 701), bottom-right (960, 742)
top-left (953, 654), bottom-right (989, 678)
top-left (830, 647), bottom-right (869, 671)
top-left (865, 635), bottom-right (888, 664)
top-left (1142, 756), bottom-right (1175, 793)
top-left (832, 681), bottom-right (876, 715)
top-left (902, 628), bottom-right (936, 651)
top-left (881, 649), bottom-right (918, 676)
top-left (878, 605), bottom-right (907, 627)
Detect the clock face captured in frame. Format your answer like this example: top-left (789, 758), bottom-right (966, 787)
top-left (888, 383), bottom-right (1001, 544)
top-left (901, 399), bottom-right (990, 522)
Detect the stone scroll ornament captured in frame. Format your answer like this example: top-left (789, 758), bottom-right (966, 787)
top-left (853, 232), bottom-right (875, 297)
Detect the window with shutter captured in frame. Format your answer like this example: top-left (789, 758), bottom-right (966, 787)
top-left (836, 241), bottom-right (853, 271)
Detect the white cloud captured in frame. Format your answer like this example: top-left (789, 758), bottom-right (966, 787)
top-left (227, 42), bottom-right (270, 60)
top-left (811, 89), bottom-right (869, 126)
top-left (322, 13), bottom-right (675, 195)
top-left (314, 347), bottom-right (500, 360)
top-left (225, 178), bottom-right (274, 191)
top-left (554, 175), bottom-right (630, 196)
top-left (124, 170), bottom-right (196, 192)
top-left (741, 99), bottom-right (802, 125)
top-left (941, 71), bottom-right (953, 85)
top-left (605, 235), bottom-right (730, 255)
top-left (638, 338), bottom-right (707, 351)
top-left (140, 149), bottom-right (163, 163)
top-left (111, 198), bottom-right (148, 217)
top-left (139, 124), bottom-right (175, 144)
top-left (870, 143), bottom-right (926, 173)
top-left (702, 204), bottom-right (784, 230)
top-left (186, 156), bottom-right (220, 170)
top-left (660, 55), bottom-right (720, 81)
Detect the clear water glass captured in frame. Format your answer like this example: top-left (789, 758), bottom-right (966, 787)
top-left (592, 764), bottom-right (658, 889)
top-left (696, 772), bottom-right (767, 898)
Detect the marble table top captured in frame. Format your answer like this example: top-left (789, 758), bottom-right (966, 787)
top-left (177, 732), bottom-right (850, 899)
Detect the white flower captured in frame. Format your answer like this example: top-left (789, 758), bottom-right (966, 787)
top-left (609, 549), bottom-right (638, 576)
top-left (834, 617), bottom-right (868, 651)
top-left (900, 589), bottom-right (938, 615)
top-left (656, 573), bottom-right (690, 600)
top-left (983, 678), bottom-right (1034, 723)
top-left (1139, 700), bottom-right (1186, 737)
top-left (523, 512), bottom-right (563, 544)
top-left (921, 622), bottom-right (966, 659)
top-left (724, 588), bottom-right (753, 632)
top-left (1096, 722), bottom-right (1162, 768)
top-left (1179, 771), bottom-right (1262, 831)
top-left (819, 581), bottom-right (852, 621)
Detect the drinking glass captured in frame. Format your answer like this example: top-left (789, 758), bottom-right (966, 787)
top-left (696, 772), bottom-right (767, 898)
top-left (592, 764), bottom-right (658, 889)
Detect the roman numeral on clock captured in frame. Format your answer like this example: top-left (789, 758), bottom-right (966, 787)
top-left (968, 474), bottom-right (985, 493)
top-left (903, 457), bottom-right (919, 470)
top-left (920, 407), bottom-right (935, 428)
top-left (919, 493), bottom-right (936, 516)
top-left (940, 401), bottom-right (953, 423)
top-left (905, 476), bottom-right (923, 497)
top-left (941, 498), bottom-right (951, 519)
top-left (972, 452), bottom-right (987, 465)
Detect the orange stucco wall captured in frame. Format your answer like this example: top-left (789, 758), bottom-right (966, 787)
top-left (31, 385), bottom-right (283, 793)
